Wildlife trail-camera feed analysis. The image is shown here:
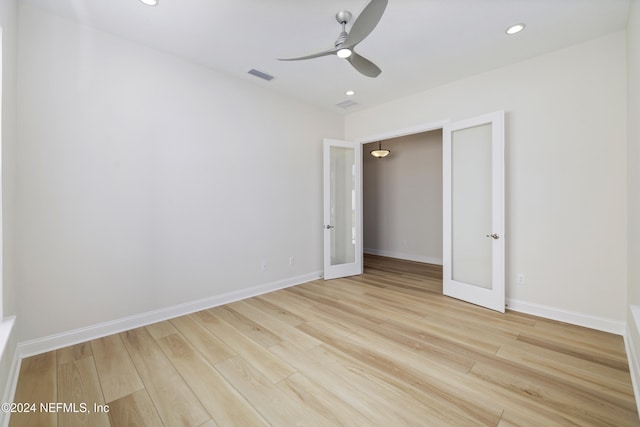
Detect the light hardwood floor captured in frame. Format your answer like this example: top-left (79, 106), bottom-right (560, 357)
top-left (10, 255), bottom-right (639, 426)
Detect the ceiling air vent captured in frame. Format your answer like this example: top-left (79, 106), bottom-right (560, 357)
top-left (248, 69), bottom-right (274, 81)
top-left (336, 99), bottom-right (359, 109)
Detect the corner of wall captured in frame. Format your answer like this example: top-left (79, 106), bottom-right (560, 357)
top-left (0, 0), bottom-right (20, 419)
top-left (0, 316), bottom-right (19, 427)
top-left (625, 306), bottom-right (640, 415)
top-left (627, 0), bottom-right (640, 417)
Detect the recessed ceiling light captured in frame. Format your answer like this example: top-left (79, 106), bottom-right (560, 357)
top-left (139, 0), bottom-right (158, 6)
top-left (345, 90), bottom-right (355, 96)
top-left (506, 23), bottom-right (525, 35)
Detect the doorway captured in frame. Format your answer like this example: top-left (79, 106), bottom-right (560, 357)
top-left (362, 130), bottom-right (444, 268)
top-left (324, 112), bottom-right (505, 312)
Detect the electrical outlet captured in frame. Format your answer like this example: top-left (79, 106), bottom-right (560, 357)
top-left (261, 261), bottom-right (268, 271)
top-left (517, 274), bottom-right (525, 285)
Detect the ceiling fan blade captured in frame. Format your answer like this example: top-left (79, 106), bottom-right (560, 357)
top-left (343, 0), bottom-right (388, 49)
top-left (278, 47), bottom-right (336, 61)
top-left (347, 51), bottom-right (381, 78)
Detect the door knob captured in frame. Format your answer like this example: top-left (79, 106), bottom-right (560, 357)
top-left (486, 233), bottom-right (499, 239)
top-left (325, 225), bottom-right (335, 229)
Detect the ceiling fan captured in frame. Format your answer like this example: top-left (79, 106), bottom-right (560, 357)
top-left (278, 0), bottom-right (388, 78)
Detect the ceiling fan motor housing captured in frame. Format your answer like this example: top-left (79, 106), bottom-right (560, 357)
top-left (336, 10), bottom-right (352, 24)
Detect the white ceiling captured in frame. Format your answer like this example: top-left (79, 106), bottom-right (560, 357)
top-left (22, 0), bottom-right (631, 114)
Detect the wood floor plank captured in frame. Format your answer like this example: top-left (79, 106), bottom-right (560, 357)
top-left (170, 314), bottom-right (236, 365)
top-left (304, 278), bottom-right (427, 321)
top-left (497, 408), bottom-right (578, 427)
top-left (299, 322), bottom-right (505, 425)
top-left (57, 357), bottom-right (110, 427)
top-left (340, 329), bottom-right (563, 426)
top-left (120, 327), bottom-right (210, 427)
top-left (270, 340), bottom-right (439, 426)
top-left (528, 311), bottom-right (627, 348)
top-left (471, 360), bottom-right (639, 426)
top-left (157, 333), bottom-right (269, 427)
top-left (311, 344), bottom-right (488, 426)
top-left (276, 372), bottom-right (373, 427)
top-left (287, 284), bottom-right (389, 328)
top-left (192, 309), bottom-right (296, 383)
top-left (496, 339), bottom-right (634, 399)
top-left (91, 334), bottom-right (145, 403)
top-left (227, 300), bottom-right (321, 350)
top-left (145, 320), bottom-right (178, 340)
top-left (410, 313), bottom-right (506, 354)
top-left (209, 305), bottom-right (282, 348)
top-left (260, 290), bottom-right (359, 337)
top-left (107, 389), bottom-right (164, 427)
top-left (246, 296), bottom-right (306, 326)
top-left (56, 343), bottom-right (92, 365)
top-left (264, 288), bottom-right (317, 309)
top-left (517, 329), bottom-right (629, 370)
top-left (10, 352), bottom-right (57, 427)
top-left (214, 356), bottom-right (325, 427)
top-left (276, 295), bottom-right (358, 338)
top-left (337, 278), bottom-right (437, 318)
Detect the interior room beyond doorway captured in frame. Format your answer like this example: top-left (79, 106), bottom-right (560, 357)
top-left (363, 129), bottom-right (443, 267)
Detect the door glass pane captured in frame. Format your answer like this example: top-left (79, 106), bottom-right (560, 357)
top-left (451, 123), bottom-right (492, 288)
top-left (330, 146), bottom-right (356, 266)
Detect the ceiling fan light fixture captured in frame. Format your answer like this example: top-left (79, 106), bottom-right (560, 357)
top-left (506, 23), bottom-right (525, 35)
top-left (139, 0), bottom-right (158, 5)
top-left (337, 48), bottom-right (352, 59)
top-left (370, 141), bottom-right (390, 158)
top-left (277, 0), bottom-right (386, 78)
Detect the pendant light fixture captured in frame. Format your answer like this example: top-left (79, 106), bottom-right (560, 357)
top-left (370, 141), bottom-right (390, 158)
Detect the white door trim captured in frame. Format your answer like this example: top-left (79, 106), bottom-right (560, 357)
top-left (352, 120), bottom-right (449, 145)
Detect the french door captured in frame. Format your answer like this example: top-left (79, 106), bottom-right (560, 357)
top-left (322, 139), bottom-right (363, 280)
top-left (443, 111), bottom-right (505, 312)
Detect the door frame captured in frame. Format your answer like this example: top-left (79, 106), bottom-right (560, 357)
top-left (354, 121), bottom-right (450, 147)
top-left (353, 119), bottom-right (448, 267)
top-left (353, 117), bottom-right (505, 308)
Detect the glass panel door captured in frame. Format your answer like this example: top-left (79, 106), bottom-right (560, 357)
top-left (443, 112), bottom-right (505, 312)
top-left (452, 123), bottom-right (493, 288)
top-left (323, 139), bottom-right (362, 280)
top-left (329, 146), bottom-right (356, 266)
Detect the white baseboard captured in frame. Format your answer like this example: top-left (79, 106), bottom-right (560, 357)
top-left (364, 248), bottom-right (443, 265)
top-left (506, 298), bottom-right (625, 335)
top-left (18, 271), bottom-right (322, 358)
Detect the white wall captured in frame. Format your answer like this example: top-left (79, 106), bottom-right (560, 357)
top-left (0, 0), bottom-right (16, 319)
top-left (626, 0), bottom-right (640, 404)
top-left (15, 4), bottom-right (343, 343)
top-left (628, 1), bottom-right (640, 313)
top-left (363, 131), bottom-right (442, 264)
top-left (347, 32), bottom-right (628, 327)
top-left (0, 0), bottom-right (18, 416)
